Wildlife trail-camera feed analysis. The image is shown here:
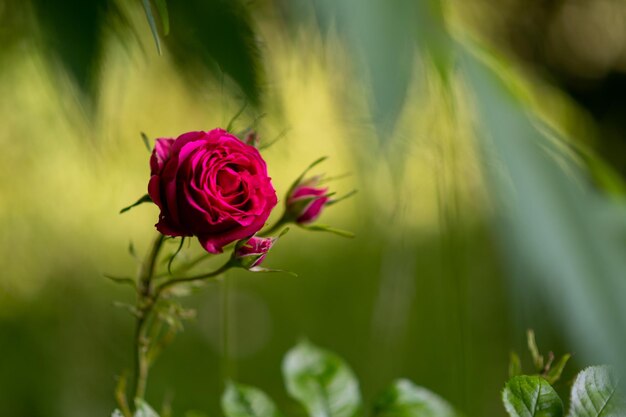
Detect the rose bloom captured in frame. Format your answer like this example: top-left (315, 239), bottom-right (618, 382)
top-left (148, 129), bottom-right (277, 253)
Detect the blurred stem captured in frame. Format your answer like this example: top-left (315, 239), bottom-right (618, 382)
top-left (127, 234), bottom-right (231, 410)
top-left (261, 216), bottom-right (288, 236)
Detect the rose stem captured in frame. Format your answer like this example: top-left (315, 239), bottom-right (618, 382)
top-left (261, 216), bottom-right (287, 236)
top-left (132, 233), bottom-right (165, 405)
top-left (127, 235), bottom-right (231, 411)
top-left (153, 261), bottom-right (231, 299)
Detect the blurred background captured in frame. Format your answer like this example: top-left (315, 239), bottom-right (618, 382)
top-left (1, 0), bottom-right (626, 416)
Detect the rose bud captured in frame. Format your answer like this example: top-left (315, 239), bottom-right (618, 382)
top-left (286, 178), bottom-right (330, 225)
top-left (242, 130), bottom-right (260, 148)
top-left (148, 129), bottom-right (278, 254)
top-left (232, 236), bottom-right (276, 270)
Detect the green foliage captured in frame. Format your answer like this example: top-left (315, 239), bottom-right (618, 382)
top-left (373, 379), bottom-right (461, 417)
top-left (503, 376), bottom-right (564, 417)
top-left (568, 366), bottom-right (626, 417)
top-left (282, 341), bottom-right (361, 417)
top-left (503, 364), bottom-right (626, 417)
top-left (219, 341), bottom-right (460, 417)
top-left (222, 381), bottom-right (282, 417)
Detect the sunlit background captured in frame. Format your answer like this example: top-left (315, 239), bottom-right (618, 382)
top-left (1, 0), bottom-right (626, 416)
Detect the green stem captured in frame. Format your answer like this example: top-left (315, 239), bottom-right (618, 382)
top-left (132, 234), bottom-right (165, 405)
top-left (154, 261), bottom-right (231, 298)
top-left (261, 216), bottom-right (288, 236)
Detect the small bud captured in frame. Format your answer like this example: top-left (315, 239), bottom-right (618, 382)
top-left (232, 236), bottom-right (276, 269)
top-left (286, 179), bottom-right (330, 225)
top-left (242, 130), bottom-right (260, 148)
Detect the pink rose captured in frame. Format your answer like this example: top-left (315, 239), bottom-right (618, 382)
top-left (233, 236), bottom-right (276, 269)
top-left (148, 129), bottom-right (278, 253)
top-left (286, 178), bottom-right (330, 224)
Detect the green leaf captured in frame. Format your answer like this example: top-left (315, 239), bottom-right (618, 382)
top-left (567, 366), bottom-right (626, 417)
top-left (373, 379), bottom-right (461, 417)
top-left (134, 399), bottom-right (160, 417)
top-left (282, 341), bottom-right (361, 417)
top-left (503, 376), bottom-right (563, 417)
top-left (222, 381), bottom-right (282, 417)
top-left (120, 194), bottom-right (152, 214)
top-left (302, 224), bottom-right (355, 238)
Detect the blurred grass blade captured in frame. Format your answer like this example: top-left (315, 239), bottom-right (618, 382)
top-left (297, 0), bottom-right (450, 139)
top-left (154, 0), bottom-right (170, 36)
top-left (461, 39), bottom-right (626, 376)
top-left (503, 376), bottom-right (563, 417)
top-left (142, 0), bottom-right (162, 55)
top-left (373, 379), bottom-right (461, 417)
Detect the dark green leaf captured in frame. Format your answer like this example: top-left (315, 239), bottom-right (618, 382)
top-left (567, 366), bottom-right (626, 417)
top-left (165, 0), bottom-right (264, 105)
top-left (373, 379), bottom-right (461, 417)
top-left (29, 0), bottom-right (122, 97)
top-left (282, 341), bottom-right (361, 417)
top-left (222, 381), bottom-right (282, 417)
top-left (120, 194), bottom-right (152, 214)
top-left (503, 376), bottom-right (563, 417)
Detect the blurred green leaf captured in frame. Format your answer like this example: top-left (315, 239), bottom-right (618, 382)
top-left (134, 399), bottom-right (160, 417)
top-left (461, 39), bottom-right (626, 376)
top-left (29, 0), bottom-right (122, 97)
top-left (222, 381), bottom-right (282, 417)
top-left (282, 340), bottom-right (361, 417)
top-left (503, 376), bottom-right (563, 417)
top-left (373, 379), bottom-right (461, 417)
top-left (568, 366), bottom-right (626, 417)
top-left (165, 0), bottom-right (263, 105)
